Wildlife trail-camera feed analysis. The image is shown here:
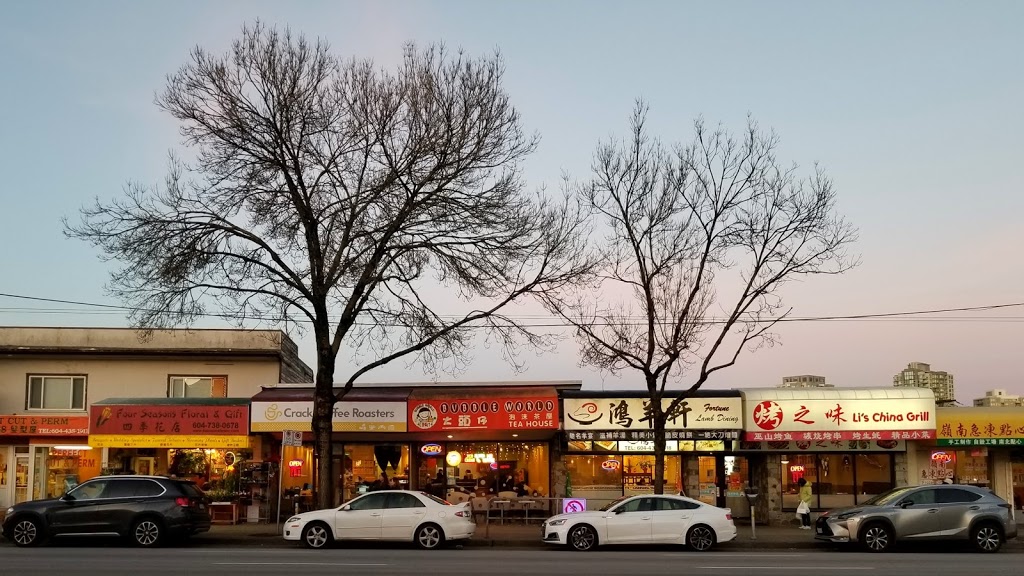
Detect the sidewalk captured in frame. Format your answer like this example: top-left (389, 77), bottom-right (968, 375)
top-left (194, 520), bottom-right (1024, 550)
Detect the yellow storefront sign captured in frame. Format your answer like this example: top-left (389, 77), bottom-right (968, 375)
top-left (936, 407), bottom-right (1024, 447)
top-left (88, 434), bottom-right (250, 449)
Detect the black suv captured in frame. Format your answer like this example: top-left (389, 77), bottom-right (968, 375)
top-left (2, 475), bottom-right (211, 547)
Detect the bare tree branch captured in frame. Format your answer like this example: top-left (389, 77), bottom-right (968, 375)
top-left (65, 23), bottom-right (594, 508)
top-left (543, 100), bottom-right (858, 494)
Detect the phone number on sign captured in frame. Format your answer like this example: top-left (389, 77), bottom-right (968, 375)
top-left (438, 399), bottom-right (556, 415)
top-left (190, 421), bottom-right (241, 431)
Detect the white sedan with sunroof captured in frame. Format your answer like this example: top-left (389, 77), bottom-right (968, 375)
top-left (283, 490), bottom-right (475, 549)
top-left (542, 494), bottom-right (736, 551)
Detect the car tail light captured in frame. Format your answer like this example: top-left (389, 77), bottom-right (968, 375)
top-left (725, 513), bottom-right (732, 521)
top-left (175, 497), bottom-right (190, 507)
top-left (455, 511), bottom-right (466, 517)
top-left (998, 503), bottom-right (1011, 510)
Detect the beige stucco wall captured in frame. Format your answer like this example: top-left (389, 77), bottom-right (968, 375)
top-left (0, 356), bottom-right (282, 414)
top-left (0, 327), bottom-right (286, 352)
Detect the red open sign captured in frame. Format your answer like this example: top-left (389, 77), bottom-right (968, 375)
top-left (288, 459), bottom-right (304, 477)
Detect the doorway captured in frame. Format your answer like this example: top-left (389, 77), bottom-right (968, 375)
top-left (696, 454), bottom-right (750, 518)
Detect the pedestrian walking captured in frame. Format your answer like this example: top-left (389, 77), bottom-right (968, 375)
top-left (797, 477), bottom-right (812, 529)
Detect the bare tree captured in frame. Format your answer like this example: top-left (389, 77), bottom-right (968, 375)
top-left (544, 102), bottom-right (857, 494)
top-left (65, 24), bottom-right (592, 508)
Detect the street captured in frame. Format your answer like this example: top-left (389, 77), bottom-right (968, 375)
top-left (0, 546), bottom-right (1020, 576)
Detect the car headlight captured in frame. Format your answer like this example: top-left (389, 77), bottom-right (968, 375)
top-left (5, 507), bottom-right (12, 516)
top-left (286, 516), bottom-right (301, 523)
top-left (836, 510), bottom-right (862, 521)
top-left (548, 518), bottom-right (567, 526)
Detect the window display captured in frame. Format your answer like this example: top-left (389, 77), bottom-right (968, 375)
top-left (782, 452), bottom-right (894, 510)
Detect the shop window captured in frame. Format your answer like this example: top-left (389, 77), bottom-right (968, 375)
top-left (854, 454), bottom-right (893, 499)
top-left (27, 375), bottom-right (86, 410)
top-left (783, 453), bottom-right (892, 510)
top-left (624, 455), bottom-right (680, 496)
top-left (169, 376), bottom-right (227, 398)
top-left (953, 450), bottom-right (990, 486)
top-left (781, 454), bottom-right (818, 510)
top-left (566, 455), bottom-right (623, 506)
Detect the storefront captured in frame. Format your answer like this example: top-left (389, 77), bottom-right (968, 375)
top-left (406, 387), bottom-right (560, 505)
top-left (250, 386), bottom-right (410, 509)
top-left (738, 387), bottom-right (936, 524)
top-left (86, 398), bottom-right (251, 494)
top-left (250, 383), bottom-right (569, 514)
top-left (915, 406), bottom-right (1024, 510)
top-left (560, 391), bottom-right (744, 513)
top-left (0, 414), bottom-right (92, 508)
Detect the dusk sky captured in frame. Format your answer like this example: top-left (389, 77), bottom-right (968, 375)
top-left (1, 1), bottom-right (1022, 401)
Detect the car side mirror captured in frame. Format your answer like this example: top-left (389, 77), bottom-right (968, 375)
top-left (340, 505), bottom-right (350, 511)
top-left (899, 500), bottom-right (913, 509)
top-left (60, 494), bottom-right (76, 503)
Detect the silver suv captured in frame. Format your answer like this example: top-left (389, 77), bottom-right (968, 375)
top-left (815, 484), bottom-right (1017, 553)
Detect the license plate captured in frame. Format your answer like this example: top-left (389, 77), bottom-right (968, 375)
top-left (816, 528), bottom-right (822, 534)
top-left (199, 504), bottom-right (206, 510)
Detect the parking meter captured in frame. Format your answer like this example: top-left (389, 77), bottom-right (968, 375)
top-left (743, 485), bottom-right (759, 540)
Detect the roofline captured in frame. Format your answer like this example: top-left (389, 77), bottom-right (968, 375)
top-left (561, 389), bottom-right (742, 398)
top-left (263, 380), bottom-right (584, 390)
top-left (0, 347), bottom-right (289, 358)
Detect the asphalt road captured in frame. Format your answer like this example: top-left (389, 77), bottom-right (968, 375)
top-left (0, 546), bottom-right (1020, 576)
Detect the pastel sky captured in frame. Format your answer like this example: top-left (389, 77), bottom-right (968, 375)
top-left (1, 1), bottom-right (1022, 401)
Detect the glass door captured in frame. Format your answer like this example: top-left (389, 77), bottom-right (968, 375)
top-left (697, 456), bottom-right (718, 505)
top-left (723, 455), bottom-right (750, 518)
top-left (14, 448), bottom-right (29, 504)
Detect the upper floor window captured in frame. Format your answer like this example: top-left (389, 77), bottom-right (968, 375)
top-left (28, 375), bottom-right (87, 410)
top-left (169, 376), bottom-right (227, 398)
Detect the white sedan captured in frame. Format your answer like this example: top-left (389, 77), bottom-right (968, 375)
top-left (542, 494), bottom-right (737, 551)
top-left (283, 490), bottom-right (475, 549)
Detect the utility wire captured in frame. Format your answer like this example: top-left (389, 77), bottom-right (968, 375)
top-left (1, 291), bottom-right (1022, 328)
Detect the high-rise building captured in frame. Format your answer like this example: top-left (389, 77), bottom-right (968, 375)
top-left (893, 362), bottom-right (956, 406)
top-left (973, 389), bottom-right (1024, 407)
top-left (778, 375), bottom-right (833, 388)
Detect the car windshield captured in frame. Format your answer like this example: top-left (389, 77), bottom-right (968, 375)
top-left (859, 486), bottom-right (917, 506)
top-left (599, 496), bottom-right (630, 511)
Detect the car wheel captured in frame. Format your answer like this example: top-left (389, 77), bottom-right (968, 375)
top-left (415, 523), bottom-right (444, 550)
top-left (10, 517), bottom-right (44, 547)
top-left (971, 523), bottom-right (1003, 553)
top-left (860, 523), bottom-right (892, 553)
top-left (302, 522), bottom-right (333, 549)
top-left (132, 517), bottom-right (163, 547)
top-left (686, 524), bottom-right (717, 552)
top-left (568, 524), bottom-right (597, 551)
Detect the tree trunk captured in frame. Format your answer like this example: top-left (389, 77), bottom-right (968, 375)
top-left (653, 412), bottom-right (667, 495)
top-left (312, 334), bottom-right (337, 510)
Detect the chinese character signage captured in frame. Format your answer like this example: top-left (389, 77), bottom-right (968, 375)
top-left (0, 415), bottom-right (89, 436)
top-left (565, 429), bottom-right (739, 441)
top-left (408, 394), bottom-right (559, 431)
top-left (935, 407), bottom-right (1024, 446)
top-left (251, 401), bottom-right (407, 432)
top-left (563, 397), bottom-right (742, 431)
top-left (89, 403), bottom-right (249, 436)
top-left (738, 439), bottom-right (906, 452)
top-left (741, 393), bottom-right (935, 441)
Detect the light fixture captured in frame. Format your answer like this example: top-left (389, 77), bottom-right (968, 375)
top-left (447, 434), bottom-right (453, 439)
top-left (512, 434), bottom-right (518, 438)
top-left (54, 445), bottom-right (92, 451)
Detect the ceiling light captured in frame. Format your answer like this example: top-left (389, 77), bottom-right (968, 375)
top-left (54, 445), bottom-right (92, 451)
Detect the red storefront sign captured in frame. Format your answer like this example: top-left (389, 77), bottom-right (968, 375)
top-left (408, 395), bottom-right (559, 431)
top-left (89, 404), bottom-right (249, 435)
top-left (0, 415), bottom-right (89, 436)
